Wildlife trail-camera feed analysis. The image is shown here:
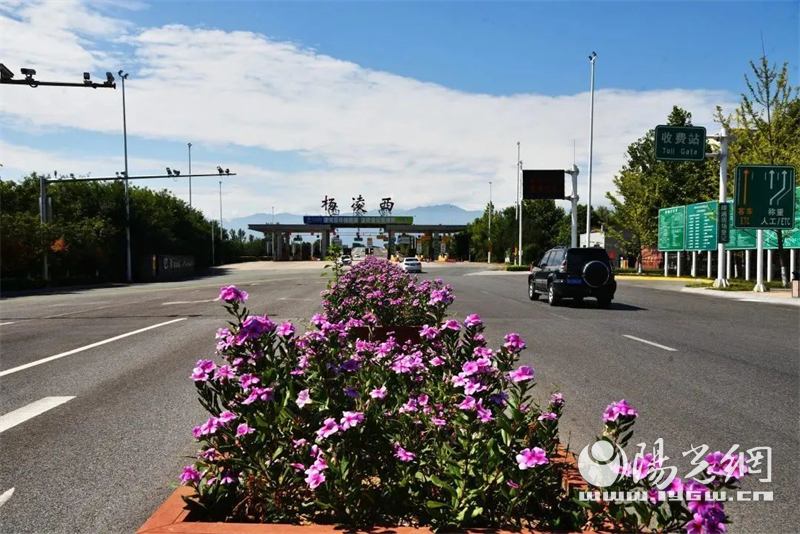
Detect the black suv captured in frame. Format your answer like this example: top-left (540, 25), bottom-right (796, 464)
top-left (528, 247), bottom-right (616, 308)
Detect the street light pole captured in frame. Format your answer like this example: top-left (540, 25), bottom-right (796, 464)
top-left (585, 51), bottom-right (597, 246)
top-left (488, 181), bottom-right (492, 263)
top-left (188, 142), bottom-right (192, 207)
top-left (219, 180), bottom-right (223, 241)
top-left (119, 70), bottom-right (132, 283)
top-left (517, 142), bottom-right (522, 266)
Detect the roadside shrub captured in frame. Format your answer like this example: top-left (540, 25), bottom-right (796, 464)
top-left (321, 256), bottom-right (453, 326)
top-left (182, 287), bottom-right (582, 530)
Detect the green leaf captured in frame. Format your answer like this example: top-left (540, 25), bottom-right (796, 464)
top-left (426, 500), bottom-right (448, 509)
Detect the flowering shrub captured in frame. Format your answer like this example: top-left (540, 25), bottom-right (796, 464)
top-left (183, 287), bottom-right (582, 530)
top-left (583, 399), bottom-right (748, 534)
top-left (321, 256), bottom-right (454, 326)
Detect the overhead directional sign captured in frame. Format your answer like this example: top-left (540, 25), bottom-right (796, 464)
top-left (654, 125), bottom-right (706, 162)
top-left (685, 201), bottom-right (718, 251)
top-left (733, 165), bottom-right (796, 229)
top-left (522, 170), bottom-right (565, 200)
top-left (657, 206), bottom-right (685, 251)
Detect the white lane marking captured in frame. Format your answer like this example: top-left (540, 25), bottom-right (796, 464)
top-left (622, 335), bottom-right (678, 352)
top-left (0, 322), bottom-right (15, 326)
top-left (277, 297), bottom-right (313, 301)
top-left (0, 318), bottom-right (187, 377)
top-left (162, 299), bottom-right (215, 305)
top-left (0, 397), bottom-right (75, 433)
top-left (0, 488), bottom-right (14, 507)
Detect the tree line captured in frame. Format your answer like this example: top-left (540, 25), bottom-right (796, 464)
top-left (0, 174), bottom-right (264, 288)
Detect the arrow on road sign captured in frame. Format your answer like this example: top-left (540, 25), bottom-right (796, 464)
top-left (743, 169), bottom-right (749, 203)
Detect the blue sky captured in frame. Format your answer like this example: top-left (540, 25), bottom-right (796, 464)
top-left (1, 1), bottom-right (798, 219)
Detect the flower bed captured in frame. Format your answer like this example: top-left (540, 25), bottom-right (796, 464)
top-left (155, 267), bottom-right (749, 534)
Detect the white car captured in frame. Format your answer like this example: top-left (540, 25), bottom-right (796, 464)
top-left (401, 257), bottom-right (422, 273)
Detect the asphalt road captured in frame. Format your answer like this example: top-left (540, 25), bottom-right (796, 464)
top-left (0, 262), bottom-right (797, 534)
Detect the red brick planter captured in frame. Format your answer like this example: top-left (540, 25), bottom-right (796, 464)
top-left (137, 450), bottom-right (598, 534)
top-left (348, 325), bottom-right (423, 345)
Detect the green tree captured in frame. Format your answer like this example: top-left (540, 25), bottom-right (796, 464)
top-left (606, 106), bottom-right (718, 270)
top-left (716, 56), bottom-right (799, 286)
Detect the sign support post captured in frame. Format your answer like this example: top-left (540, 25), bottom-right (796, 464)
top-left (707, 251), bottom-right (712, 278)
top-left (567, 165), bottom-right (580, 248)
top-left (692, 251), bottom-right (697, 277)
top-left (677, 251), bottom-right (682, 277)
top-left (745, 250), bottom-right (750, 281)
top-left (517, 143), bottom-right (522, 265)
top-left (755, 231), bottom-right (765, 291)
top-left (664, 252), bottom-right (669, 277)
top-left (713, 127), bottom-right (730, 288)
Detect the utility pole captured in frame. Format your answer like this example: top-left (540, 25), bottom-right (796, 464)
top-left (39, 174), bottom-right (49, 281)
top-left (517, 142), bottom-right (523, 266)
top-left (567, 165), bottom-right (580, 248)
top-left (188, 143), bottom-right (192, 207)
top-left (712, 127), bottom-right (730, 288)
top-left (585, 51), bottom-right (597, 246)
top-left (119, 70), bottom-right (132, 283)
top-left (219, 180), bottom-right (223, 240)
top-left (211, 219), bottom-right (216, 266)
top-left (487, 181), bottom-right (492, 263)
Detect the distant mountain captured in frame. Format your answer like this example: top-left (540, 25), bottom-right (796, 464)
top-left (225, 204), bottom-right (483, 237)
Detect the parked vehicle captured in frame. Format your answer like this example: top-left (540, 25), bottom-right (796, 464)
top-left (400, 257), bottom-right (422, 273)
top-left (528, 247), bottom-right (616, 308)
top-left (338, 255), bottom-right (352, 266)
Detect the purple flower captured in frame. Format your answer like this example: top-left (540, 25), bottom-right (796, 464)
top-left (296, 389), bottom-right (311, 408)
top-left (363, 312), bottom-right (377, 325)
top-left (213, 365), bottom-right (235, 381)
top-left (277, 322), bottom-right (295, 337)
top-left (503, 333), bottom-right (526, 352)
top-left (550, 392), bottom-right (564, 405)
top-left (441, 319), bottom-right (461, 331)
top-left (706, 451), bottom-right (747, 481)
top-left (241, 387), bottom-right (274, 405)
top-left (340, 411), bottom-right (364, 430)
top-left (180, 465), bottom-right (200, 485)
top-left (508, 365), bottom-right (534, 383)
top-left (464, 314), bottom-right (482, 328)
top-left (198, 448), bottom-right (216, 460)
top-left (292, 438), bottom-right (307, 449)
top-left (476, 401), bottom-right (494, 422)
top-left (431, 417), bottom-right (446, 426)
top-left (218, 410), bottom-right (237, 424)
top-left (344, 387), bottom-right (360, 398)
top-left (236, 423), bottom-right (254, 437)
top-left (340, 358), bottom-right (360, 372)
top-left (538, 412), bottom-right (558, 421)
top-left (461, 361), bottom-right (479, 376)
top-left (419, 325), bottom-right (438, 340)
top-left (457, 395), bottom-right (477, 411)
top-left (602, 399), bottom-right (638, 423)
top-left (316, 418), bottom-right (340, 439)
top-left (393, 442), bottom-right (415, 462)
top-left (370, 386), bottom-right (387, 399)
top-left (218, 285), bottom-right (248, 303)
top-left (239, 373), bottom-right (260, 391)
top-left (489, 392), bottom-right (508, 405)
top-left (516, 447), bottom-right (549, 469)
top-left (429, 356), bottom-right (445, 367)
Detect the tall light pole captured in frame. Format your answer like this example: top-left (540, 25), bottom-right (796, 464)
top-left (219, 180), bottom-right (223, 241)
top-left (188, 143), bottom-right (192, 206)
top-left (585, 51), bottom-right (597, 246)
top-left (517, 142), bottom-right (522, 266)
top-left (118, 69), bottom-right (132, 283)
top-left (488, 181), bottom-right (492, 263)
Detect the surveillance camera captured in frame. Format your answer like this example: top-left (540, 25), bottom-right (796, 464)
top-left (84, 72), bottom-right (91, 81)
top-left (21, 67), bottom-right (36, 77)
top-left (106, 72), bottom-right (114, 82)
top-left (166, 167), bottom-right (172, 176)
top-left (173, 170), bottom-right (181, 177)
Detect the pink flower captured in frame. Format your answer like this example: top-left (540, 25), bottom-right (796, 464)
top-left (419, 325), bottom-right (439, 339)
top-left (461, 361), bottom-right (479, 376)
top-left (508, 365), bottom-right (534, 383)
top-left (457, 395), bottom-right (477, 411)
top-left (277, 322), bottom-right (295, 337)
top-left (213, 365), bottom-right (234, 381)
top-left (192, 367), bottom-right (210, 381)
top-left (538, 412), bottom-right (558, 421)
top-left (292, 438), bottom-right (307, 449)
top-left (370, 386), bottom-right (388, 399)
top-left (441, 319), bottom-right (461, 331)
top-left (305, 468), bottom-right (326, 489)
top-left (464, 378), bottom-right (486, 395)
top-left (429, 356), bottom-right (445, 367)
top-left (473, 347), bottom-right (493, 358)
top-left (506, 479), bottom-right (520, 489)
top-left (236, 423), bottom-right (254, 437)
top-left (180, 466), bottom-right (200, 485)
top-left (218, 285), bottom-right (248, 303)
top-left (393, 442), bottom-right (415, 462)
top-left (218, 411), bottom-right (237, 424)
top-left (199, 417), bottom-right (219, 436)
top-left (602, 399), bottom-right (638, 422)
top-left (706, 451), bottom-right (747, 481)
top-left (241, 387), bottom-right (274, 405)
top-left (238, 373), bottom-right (260, 391)
top-left (316, 418), bottom-right (340, 439)
top-left (296, 389), bottom-right (311, 408)
top-left (431, 417), bottom-right (446, 426)
top-left (340, 411), bottom-right (364, 430)
top-left (464, 314), bottom-right (483, 328)
top-left (516, 447), bottom-right (549, 469)
top-left (550, 392), bottom-right (564, 405)
top-left (290, 462), bottom-right (306, 472)
top-left (192, 426), bottom-right (202, 439)
top-left (417, 394), bottom-right (429, 406)
top-left (476, 401), bottom-right (494, 422)
top-left (503, 333), bottom-right (526, 352)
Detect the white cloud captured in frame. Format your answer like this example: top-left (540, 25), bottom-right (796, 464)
top-left (0, 0), bottom-right (737, 220)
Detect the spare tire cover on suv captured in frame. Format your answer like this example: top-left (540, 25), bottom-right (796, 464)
top-left (583, 260), bottom-right (610, 288)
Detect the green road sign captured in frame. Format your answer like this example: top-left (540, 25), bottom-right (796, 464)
top-left (686, 201), bottom-right (718, 251)
top-left (654, 125), bottom-right (706, 162)
top-left (726, 201), bottom-right (757, 250)
top-left (733, 165), bottom-right (796, 229)
top-left (726, 188), bottom-right (800, 250)
top-left (658, 206), bottom-right (685, 251)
